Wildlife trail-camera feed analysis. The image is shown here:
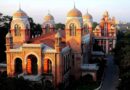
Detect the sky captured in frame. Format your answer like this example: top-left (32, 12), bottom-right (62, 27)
top-left (0, 0), bottom-right (130, 24)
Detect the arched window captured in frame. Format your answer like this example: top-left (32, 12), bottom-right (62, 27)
top-left (69, 23), bottom-right (76, 36)
top-left (45, 24), bottom-right (50, 33)
top-left (14, 24), bottom-right (21, 36)
top-left (84, 24), bottom-right (89, 33)
top-left (43, 59), bottom-right (52, 74)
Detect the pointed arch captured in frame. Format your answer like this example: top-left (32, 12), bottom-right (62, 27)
top-left (69, 23), bottom-right (76, 36)
top-left (84, 23), bottom-right (89, 33)
top-left (66, 18), bottom-right (82, 29)
top-left (14, 24), bottom-right (21, 36)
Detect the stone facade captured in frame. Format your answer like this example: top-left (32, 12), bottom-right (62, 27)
top-left (5, 7), bottom-right (97, 87)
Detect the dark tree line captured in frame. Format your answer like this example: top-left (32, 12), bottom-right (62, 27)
top-left (113, 30), bottom-right (130, 90)
top-left (0, 15), bottom-right (12, 62)
top-left (0, 71), bottom-right (55, 90)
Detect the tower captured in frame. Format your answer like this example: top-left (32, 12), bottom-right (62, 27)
top-left (10, 7), bottom-right (30, 45)
top-left (55, 31), bottom-right (62, 52)
top-left (42, 12), bottom-right (55, 34)
top-left (5, 31), bottom-right (13, 51)
top-left (65, 6), bottom-right (83, 53)
top-left (65, 5), bottom-right (84, 79)
top-left (83, 10), bottom-right (93, 34)
top-left (55, 31), bottom-right (62, 85)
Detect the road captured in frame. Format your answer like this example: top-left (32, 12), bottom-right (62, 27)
top-left (101, 55), bottom-right (119, 90)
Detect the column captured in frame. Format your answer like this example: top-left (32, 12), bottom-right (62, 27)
top-left (113, 40), bottom-right (116, 48)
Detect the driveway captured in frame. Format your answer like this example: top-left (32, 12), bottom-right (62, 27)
top-left (101, 55), bottom-right (119, 90)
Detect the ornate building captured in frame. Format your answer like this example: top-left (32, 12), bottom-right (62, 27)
top-left (93, 11), bottom-right (117, 54)
top-left (5, 6), bottom-right (99, 87)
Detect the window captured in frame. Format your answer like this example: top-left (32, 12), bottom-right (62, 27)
top-left (43, 59), bottom-right (52, 74)
top-left (45, 24), bottom-right (50, 33)
top-left (69, 23), bottom-right (76, 36)
top-left (84, 24), bottom-right (89, 33)
top-left (14, 24), bottom-right (21, 36)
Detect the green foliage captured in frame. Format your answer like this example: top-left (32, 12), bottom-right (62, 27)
top-left (55, 23), bottom-right (65, 30)
top-left (114, 30), bottom-right (130, 90)
top-left (28, 17), bottom-right (42, 36)
top-left (92, 22), bottom-right (98, 29)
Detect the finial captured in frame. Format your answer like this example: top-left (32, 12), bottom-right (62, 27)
top-left (48, 10), bottom-right (50, 15)
top-left (19, 2), bottom-right (21, 10)
top-left (73, 0), bottom-right (75, 8)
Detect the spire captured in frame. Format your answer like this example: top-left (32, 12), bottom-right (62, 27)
top-left (19, 2), bottom-right (21, 10)
top-left (73, 0), bottom-right (75, 8)
top-left (86, 9), bottom-right (89, 15)
top-left (48, 10), bottom-right (50, 15)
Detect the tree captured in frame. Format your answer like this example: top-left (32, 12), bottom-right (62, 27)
top-left (92, 22), bottom-right (98, 29)
top-left (0, 15), bottom-right (12, 62)
top-left (55, 23), bottom-right (65, 30)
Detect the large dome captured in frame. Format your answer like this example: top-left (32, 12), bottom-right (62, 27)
top-left (13, 9), bottom-right (28, 18)
top-left (67, 7), bottom-right (82, 17)
top-left (44, 13), bottom-right (54, 21)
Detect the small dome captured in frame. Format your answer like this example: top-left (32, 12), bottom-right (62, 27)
top-left (6, 32), bottom-right (12, 38)
top-left (44, 13), bottom-right (54, 21)
top-left (83, 12), bottom-right (92, 20)
top-left (67, 7), bottom-right (82, 17)
top-left (55, 31), bottom-right (62, 38)
top-left (13, 9), bottom-right (28, 18)
top-left (103, 10), bottom-right (109, 17)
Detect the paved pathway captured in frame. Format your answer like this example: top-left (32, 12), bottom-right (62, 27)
top-left (101, 55), bottom-right (119, 90)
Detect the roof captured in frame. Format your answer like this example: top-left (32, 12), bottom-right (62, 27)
top-left (6, 32), bottom-right (12, 38)
top-left (67, 7), bottom-right (82, 17)
top-left (81, 64), bottom-right (99, 71)
top-left (83, 11), bottom-right (93, 20)
top-left (13, 9), bottom-right (28, 18)
top-left (44, 13), bottom-right (54, 21)
top-left (30, 30), bottom-right (66, 49)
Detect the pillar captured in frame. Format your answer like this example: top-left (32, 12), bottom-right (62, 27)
top-left (113, 39), bottom-right (116, 48)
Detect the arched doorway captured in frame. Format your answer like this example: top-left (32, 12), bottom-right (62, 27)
top-left (43, 59), bottom-right (52, 74)
top-left (14, 58), bottom-right (23, 75)
top-left (26, 54), bottom-right (38, 75)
